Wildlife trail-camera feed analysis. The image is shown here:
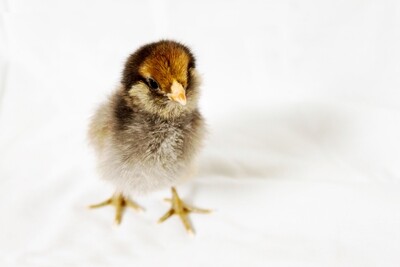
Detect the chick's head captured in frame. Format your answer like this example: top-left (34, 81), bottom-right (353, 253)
top-left (122, 40), bottom-right (200, 118)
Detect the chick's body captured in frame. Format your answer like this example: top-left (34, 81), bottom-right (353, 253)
top-left (89, 90), bottom-right (204, 196)
top-left (89, 40), bottom-right (205, 198)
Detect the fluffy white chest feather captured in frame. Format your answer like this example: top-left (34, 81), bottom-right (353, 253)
top-left (97, 123), bottom-right (197, 196)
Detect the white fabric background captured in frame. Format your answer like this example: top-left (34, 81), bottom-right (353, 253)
top-left (1, 0), bottom-right (400, 266)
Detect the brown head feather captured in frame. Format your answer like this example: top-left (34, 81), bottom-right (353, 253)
top-left (120, 40), bottom-right (200, 119)
top-left (122, 40), bottom-right (195, 92)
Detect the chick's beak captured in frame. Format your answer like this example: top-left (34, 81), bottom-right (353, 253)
top-left (168, 80), bottom-right (186, 106)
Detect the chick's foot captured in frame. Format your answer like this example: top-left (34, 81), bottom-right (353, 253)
top-left (89, 193), bottom-right (143, 224)
top-left (158, 187), bottom-right (211, 235)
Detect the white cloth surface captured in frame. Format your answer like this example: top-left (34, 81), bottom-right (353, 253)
top-left (0, 0), bottom-right (400, 266)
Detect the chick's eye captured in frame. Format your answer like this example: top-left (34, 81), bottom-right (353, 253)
top-left (147, 78), bottom-right (159, 90)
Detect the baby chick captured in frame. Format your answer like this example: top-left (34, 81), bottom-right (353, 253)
top-left (88, 40), bottom-right (209, 234)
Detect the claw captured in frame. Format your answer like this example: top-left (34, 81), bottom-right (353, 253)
top-left (125, 198), bottom-right (144, 212)
top-left (90, 193), bottom-right (143, 224)
top-left (184, 204), bottom-right (211, 214)
top-left (158, 209), bottom-right (174, 223)
top-left (158, 187), bottom-right (210, 235)
top-left (89, 198), bottom-right (112, 208)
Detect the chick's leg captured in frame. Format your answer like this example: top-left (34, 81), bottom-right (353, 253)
top-left (158, 187), bottom-right (210, 235)
top-left (89, 193), bottom-right (143, 224)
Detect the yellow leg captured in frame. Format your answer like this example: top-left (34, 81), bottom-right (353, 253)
top-left (89, 193), bottom-right (143, 224)
top-left (158, 187), bottom-right (211, 235)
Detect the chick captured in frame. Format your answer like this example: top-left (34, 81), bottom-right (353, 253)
top-left (88, 40), bottom-right (209, 234)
